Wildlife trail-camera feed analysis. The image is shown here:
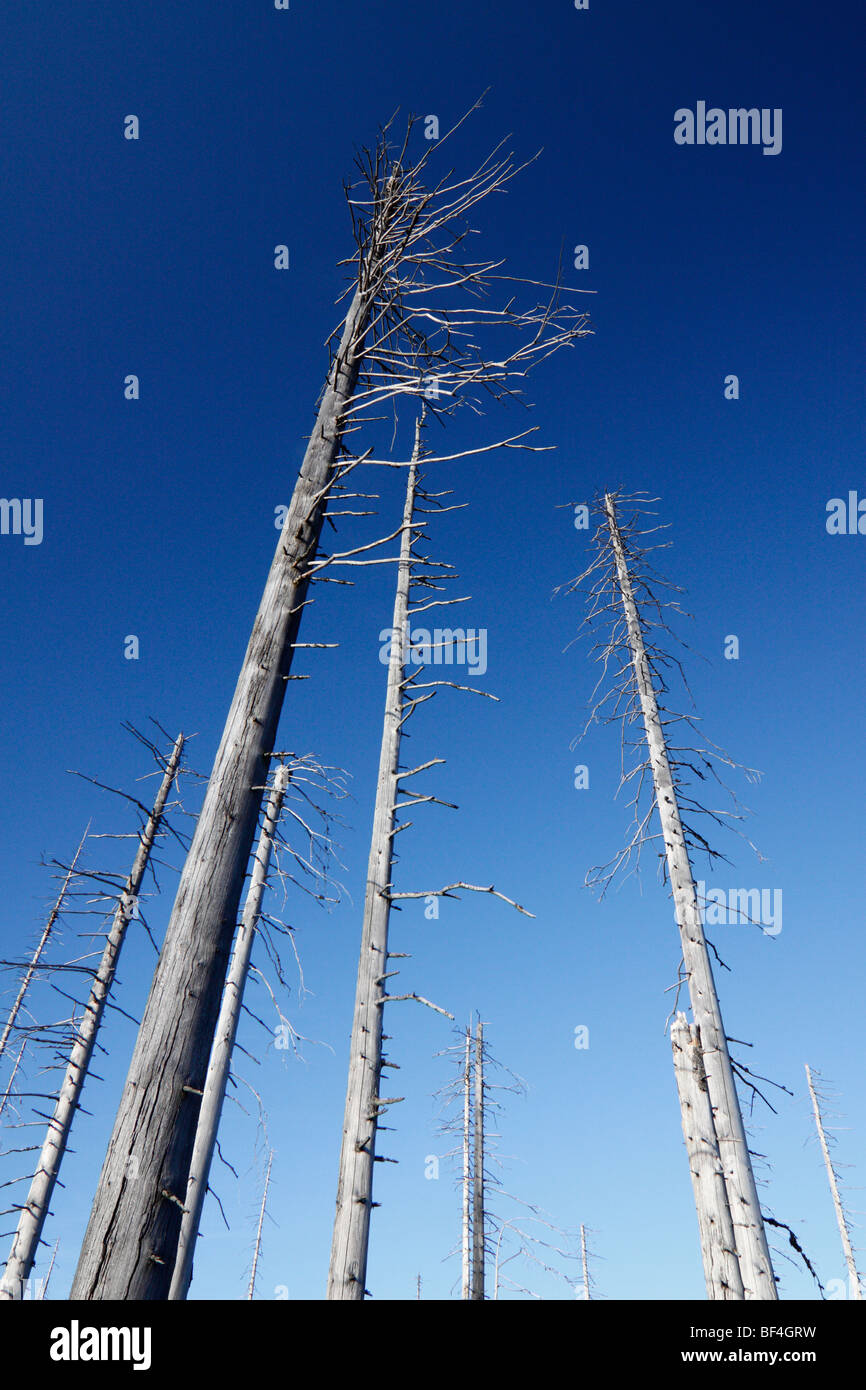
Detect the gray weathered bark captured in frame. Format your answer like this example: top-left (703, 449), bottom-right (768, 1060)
top-left (471, 1020), bottom-right (485, 1301)
top-left (0, 736), bottom-right (183, 1301)
top-left (805, 1063), bottom-right (861, 1299)
top-left (70, 121), bottom-right (585, 1298)
top-left (671, 1012), bottom-right (745, 1299)
top-left (169, 764), bottom-right (290, 1300)
top-left (605, 494), bottom-right (776, 1300)
top-left (70, 279), bottom-right (377, 1300)
top-left (327, 422), bottom-right (421, 1299)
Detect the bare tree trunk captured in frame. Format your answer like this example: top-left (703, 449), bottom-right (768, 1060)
top-left (170, 765), bottom-right (290, 1300)
top-left (0, 736), bottom-right (184, 1301)
top-left (461, 1024), bottom-right (472, 1300)
top-left (247, 1149), bottom-right (273, 1301)
top-left (805, 1064), bottom-right (861, 1299)
top-left (327, 421), bottom-right (421, 1300)
top-left (471, 1020), bottom-right (485, 1301)
top-left (604, 494), bottom-right (776, 1300)
top-left (671, 1013), bottom-right (745, 1299)
top-left (0, 829), bottom-right (88, 1063)
top-left (39, 1239), bottom-right (59, 1300)
top-left (0, 1038), bottom-right (27, 1124)
top-left (70, 123), bottom-right (586, 1300)
top-left (580, 1223), bottom-right (590, 1301)
top-left (70, 281), bottom-right (377, 1301)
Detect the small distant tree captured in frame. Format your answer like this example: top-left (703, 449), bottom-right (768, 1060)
top-left (805, 1065), bottom-right (862, 1299)
top-left (436, 1019), bottom-right (579, 1300)
top-left (246, 1149), bottom-right (274, 1301)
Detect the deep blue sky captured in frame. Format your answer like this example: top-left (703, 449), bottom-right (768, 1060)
top-left (1, 0), bottom-right (864, 1300)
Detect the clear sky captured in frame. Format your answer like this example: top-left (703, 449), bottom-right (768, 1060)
top-left (1, 0), bottom-right (864, 1301)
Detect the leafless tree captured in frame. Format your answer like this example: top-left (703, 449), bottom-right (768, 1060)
top-left (169, 764), bottom-right (289, 1300)
top-left (0, 831), bottom-right (88, 1066)
top-left (0, 1041), bottom-right (27, 1127)
top-left (580, 1224), bottom-right (592, 1301)
top-left (0, 735), bottom-right (185, 1300)
top-left (461, 1025), bottom-right (472, 1299)
top-left (71, 104), bottom-right (589, 1300)
top-left (805, 1064), bottom-right (862, 1299)
top-left (671, 1013), bottom-right (744, 1298)
top-left (437, 1020), bottom-right (577, 1300)
top-left (246, 1148), bottom-right (274, 1301)
top-left (327, 415), bottom-right (533, 1300)
top-left (561, 491), bottom-right (777, 1299)
top-left (471, 1019), bottom-right (486, 1300)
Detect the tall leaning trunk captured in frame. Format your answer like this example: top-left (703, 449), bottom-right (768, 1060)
top-left (0, 736), bottom-right (184, 1301)
top-left (71, 284), bottom-right (371, 1301)
top-left (671, 1013), bottom-right (744, 1299)
top-left (471, 1020), bottom-right (485, 1301)
top-left (327, 424), bottom-right (421, 1299)
top-left (170, 765), bottom-right (290, 1300)
top-left (805, 1064), bottom-right (861, 1299)
top-left (605, 494), bottom-right (776, 1300)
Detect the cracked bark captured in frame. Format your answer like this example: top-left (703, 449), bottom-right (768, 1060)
top-left (671, 1013), bottom-right (745, 1300)
top-left (71, 288), bottom-right (370, 1300)
top-left (169, 765), bottom-right (290, 1300)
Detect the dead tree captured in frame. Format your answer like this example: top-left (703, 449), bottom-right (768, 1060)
top-left (40, 1238), bottom-right (59, 1300)
top-left (170, 764), bottom-right (290, 1300)
top-left (246, 1149), bottom-right (274, 1301)
top-left (805, 1064), bottom-right (862, 1299)
top-left (0, 1041), bottom-right (27, 1126)
top-left (72, 107), bottom-right (589, 1301)
top-left (0, 830), bottom-right (88, 1065)
top-left (671, 1013), bottom-right (744, 1299)
top-left (326, 419), bottom-right (456, 1300)
top-left (461, 1024), bottom-right (472, 1300)
top-left (580, 1224), bottom-right (590, 1301)
top-left (0, 735), bottom-right (185, 1301)
top-left (327, 416), bottom-right (533, 1299)
top-left (326, 424), bottom-right (426, 1301)
top-left (563, 492), bottom-right (777, 1300)
top-left (471, 1020), bottom-right (486, 1300)
top-left (437, 1021), bottom-right (575, 1299)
